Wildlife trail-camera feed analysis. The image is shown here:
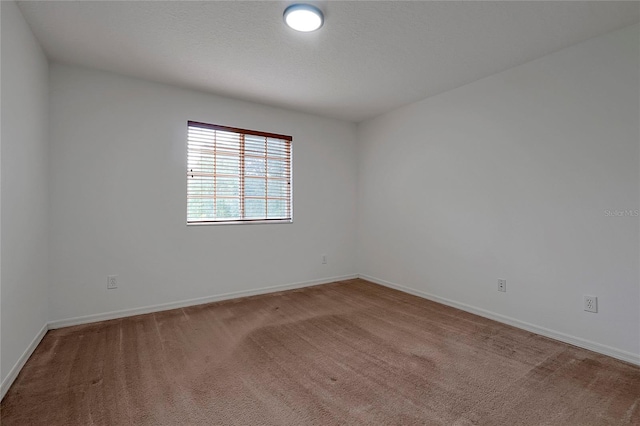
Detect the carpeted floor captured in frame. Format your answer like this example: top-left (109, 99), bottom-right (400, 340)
top-left (1, 278), bottom-right (639, 425)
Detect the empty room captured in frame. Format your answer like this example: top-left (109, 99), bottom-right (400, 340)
top-left (1, 1), bottom-right (639, 424)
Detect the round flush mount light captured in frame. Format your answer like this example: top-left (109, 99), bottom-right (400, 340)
top-left (283, 4), bottom-right (324, 32)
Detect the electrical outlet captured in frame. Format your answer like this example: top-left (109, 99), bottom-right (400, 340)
top-left (498, 279), bottom-right (506, 292)
top-left (584, 295), bottom-right (597, 313)
top-left (107, 275), bottom-right (118, 289)
top-left (322, 254), bottom-right (327, 264)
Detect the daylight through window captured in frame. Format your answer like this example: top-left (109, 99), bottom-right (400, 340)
top-left (187, 121), bottom-right (292, 224)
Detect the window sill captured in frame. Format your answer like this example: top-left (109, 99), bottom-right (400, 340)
top-left (187, 219), bottom-right (293, 226)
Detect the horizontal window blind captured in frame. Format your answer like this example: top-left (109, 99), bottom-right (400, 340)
top-left (187, 121), bottom-right (292, 224)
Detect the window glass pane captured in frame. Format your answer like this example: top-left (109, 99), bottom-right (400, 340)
top-left (188, 128), bottom-right (215, 147)
top-left (245, 135), bottom-right (266, 156)
top-left (245, 157), bottom-right (265, 177)
top-left (216, 155), bottom-right (239, 176)
top-left (188, 154), bottom-right (215, 173)
top-left (267, 179), bottom-right (288, 198)
top-left (217, 177), bottom-right (239, 197)
top-left (245, 198), bottom-right (266, 219)
top-left (216, 131), bottom-right (241, 154)
top-left (188, 176), bottom-right (214, 195)
top-left (267, 140), bottom-right (288, 158)
top-left (267, 159), bottom-right (287, 178)
top-left (267, 199), bottom-right (286, 218)
top-left (216, 198), bottom-right (240, 219)
top-left (188, 198), bottom-right (215, 220)
top-left (245, 177), bottom-right (266, 197)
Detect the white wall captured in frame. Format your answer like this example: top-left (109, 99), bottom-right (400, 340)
top-left (357, 24), bottom-right (640, 361)
top-left (3, 7), bottom-right (637, 391)
top-left (48, 64), bottom-right (357, 323)
top-left (1, 1), bottom-right (50, 390)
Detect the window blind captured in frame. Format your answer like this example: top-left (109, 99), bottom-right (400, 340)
top-left (187, 121), bottom-right (292, 224)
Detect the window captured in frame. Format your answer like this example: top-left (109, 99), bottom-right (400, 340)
top-left (187, 121), bottom-right (292, 224)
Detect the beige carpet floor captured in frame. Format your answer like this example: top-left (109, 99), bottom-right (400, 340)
top-left (1, 278), bottom-right (639, 425)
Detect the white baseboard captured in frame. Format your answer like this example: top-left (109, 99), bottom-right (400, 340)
top-left (48, 274), bottom-right (358, 329)
top-left (5, 273), bottom-right (635, 404)
top-left (1, 323), bottom-right (48, 401)
top-left (3, 275), bottom-right (357, 402)
top-left (359, 274), bottom-right (640, 367)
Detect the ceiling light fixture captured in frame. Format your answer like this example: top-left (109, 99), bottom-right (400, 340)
top-left (283, 4), bottom-right (324, 32)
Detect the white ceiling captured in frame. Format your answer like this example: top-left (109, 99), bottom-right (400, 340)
top-left (18, 1), bottom-right (640, 122)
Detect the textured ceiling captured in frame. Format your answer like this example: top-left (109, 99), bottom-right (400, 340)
top-left (18, 1), bottom-right (640, 122)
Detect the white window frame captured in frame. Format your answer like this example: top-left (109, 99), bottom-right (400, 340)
top-left (187, 121), bottom-right (293, 225)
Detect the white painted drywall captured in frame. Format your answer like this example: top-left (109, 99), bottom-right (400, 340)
top-left (48, 64), bottom-right (357, 322)
top-left (1, 1), bottom-right (50, 385)
top-left (357, 24), bottom-right (640, 358)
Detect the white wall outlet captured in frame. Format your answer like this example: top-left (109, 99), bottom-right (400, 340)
top-left (322, 254), bottom-right (327, 264)
top-left (107, 275), bottom-right (118, 289)
top-left (498, 279), bottom-right (506, 292)
top-left (584, 295), bottom-right (597, 313)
